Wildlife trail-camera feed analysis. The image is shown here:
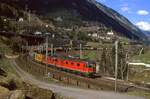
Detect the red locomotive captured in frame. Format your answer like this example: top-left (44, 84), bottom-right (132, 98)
top-left (32, 53), bottom-right (96, 77)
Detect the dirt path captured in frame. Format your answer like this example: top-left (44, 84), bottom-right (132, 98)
top-left (10, 59), bottom-right (145, 99)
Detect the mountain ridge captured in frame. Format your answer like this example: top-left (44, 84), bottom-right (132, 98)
top-left (0, 0), bottom-right (148, 41)
top-left (88, 0), bottom-right (147, 40)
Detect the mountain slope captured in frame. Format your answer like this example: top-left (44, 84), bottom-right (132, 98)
top-left (0, 0), bottom-right (148, 41)
top-left (143, 31), bottom-right (150, 37)
top-left (92, 1), bottom-right (147, 40)
top-left (73, 0), bottom-right (147, 40)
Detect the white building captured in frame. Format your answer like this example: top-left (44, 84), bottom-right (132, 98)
top-left (107, 31), bottom-right (114, 35)
top-left (18, 18), bottom-right (24, 22)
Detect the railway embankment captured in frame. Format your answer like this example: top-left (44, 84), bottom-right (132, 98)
top-left (12, 56), bottom-right (146, 99)
top-left (0, 37), bottom-right (62, 99)
top-left (0, 56), bottom-right (58, 99)
top-left (16, 54), bottom-right (150, 93)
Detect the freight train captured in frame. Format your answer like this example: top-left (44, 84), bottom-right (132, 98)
top-left (30, 52), bottom-right (97, 77)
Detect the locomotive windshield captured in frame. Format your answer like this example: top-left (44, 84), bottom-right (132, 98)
top-left (87, 63), bottom-right (96, 68)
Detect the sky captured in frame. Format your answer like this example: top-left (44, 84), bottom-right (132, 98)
top-left (96, 0), bottom-right (150, 32)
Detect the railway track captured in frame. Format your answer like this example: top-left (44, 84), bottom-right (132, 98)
top-left (16, 54), bottom-right (150, 93)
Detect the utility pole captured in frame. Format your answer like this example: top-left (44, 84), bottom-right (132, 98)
top-left (26, 42), bottom-right (28, 71)
top-left (28, 10), bottom-right (31, 33)
top-left (45, 36), bottom-right (48, 76)
top-left (37, 42), bottom-right (40, 53)
top-left (70, 40), bottom-right (73, 52)
top-left (80, 44), bottom-right (82, 59)
top-left (115, 40), bottom-right (118, 92)
top-left (26, 42), bottom-right (28, 54)
top-left (21, 46), bottom-right (23, 54)
top-left (51, 44), bottom-right (53, 56)
top-left (126, 53), bottom-right (129, 81)
top-left (28, 10), bottom-right (31, 23)
top-left (51, 34), bottom-right (55, 56)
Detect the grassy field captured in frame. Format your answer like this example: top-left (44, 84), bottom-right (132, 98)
top-left (87, 42), bottom-right (100, 47)
top-left (0, 37), bottom-right (12, 54)
top-left (129, 68), bottom-right (150, 84)
top-left (128, 62), bottom-right (150, 98)
top-left (132, 50), bottom-right (150, 64)
top-left (0, 58), bottom-right (17, 74)
top-left (128, 91), bottom-right (150, 99)
top-left (82, 50), bottom-right (98, 61)
top-left (0, 37), bottom-right (17, 75)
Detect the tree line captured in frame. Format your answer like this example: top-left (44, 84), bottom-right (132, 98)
top-left (99, 42), bottom-right (128, 80)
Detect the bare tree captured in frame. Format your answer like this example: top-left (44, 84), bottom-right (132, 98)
top-left (10, 36), bottom-right (27, 53)
top-left (100, 42), bottom-right (128, 79)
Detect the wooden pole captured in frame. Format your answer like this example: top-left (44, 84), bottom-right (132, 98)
top-left (45, 36), bottom-right (48, 76)
top-left (51, 44), bottom-right (53, 56)
top-left (115, 40), bottom-right (118, 92)
top-left (80, 44), bottom-right (82, 59)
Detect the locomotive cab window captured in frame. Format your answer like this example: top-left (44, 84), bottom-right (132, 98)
top-left (66, 61), bottom-right (68, 64)
top-left (89, 65), bottom-right (92, 68)
top-left (77, 63), bottom-right (80, 66)
top-left (87, 64), bottom-right (94, 68)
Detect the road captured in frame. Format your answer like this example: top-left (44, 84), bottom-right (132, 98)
top-left (10, 59), bottom-right (146, 99)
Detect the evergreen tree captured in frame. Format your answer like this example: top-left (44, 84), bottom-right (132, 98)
top-left (0, 17), bottom-right (4, 30)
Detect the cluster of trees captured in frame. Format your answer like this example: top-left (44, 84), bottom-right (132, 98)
top-left (100, 42), bottom-right (128, 80)
top-left (0, 17), bottom-right (20, 32)
top-left (67, 31), bottom-right (90, 41)
top-left (46, 9), bottom-right (83, 28)
top-left (0, 17), bottom-right (10, 31)
top-left (2, 36), bottom-right (27, 53)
